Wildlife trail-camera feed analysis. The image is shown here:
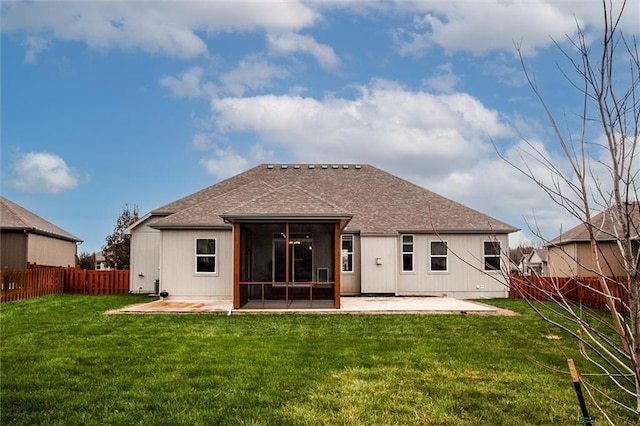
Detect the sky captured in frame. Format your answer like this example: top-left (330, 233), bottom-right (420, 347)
top-left (2, 0), bottom-right (639, 255)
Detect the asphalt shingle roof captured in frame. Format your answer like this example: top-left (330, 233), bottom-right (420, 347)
top-left (549, 202), bottom-right (640, 244)
top-left (150, 164), bottom-right (518, 234)
top-left (0, 196), bottom-right (82, 242)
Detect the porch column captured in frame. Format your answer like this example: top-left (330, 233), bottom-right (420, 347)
top-left (233, 222), bottom-right (240, 309)
top-left (333, 222), bottom-right (341, 309)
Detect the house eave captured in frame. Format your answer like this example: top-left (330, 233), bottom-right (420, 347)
top-left (150, 210), bottom-right (176, 216)
top-left (546, 237), bottom-right (627, 247)
top-left (1, 227), bottom-right (82, 243)
top-left (396, 228), bottom-right (519, 235)
top-left (220, 212), bottom-right (352, 221)
top-left (220, 212), bottom-right (353, 228)
top-left (150, 223), bottom-right (233, 231)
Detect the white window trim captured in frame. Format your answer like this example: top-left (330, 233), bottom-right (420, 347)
top-left (341, 234), bottom-right (354, 274)
top-left (195, 237), bottom-right (217, 275)
top-left (401, 234), bottom-right (414, 273)
top-left (429, 240), bottom-right (449, 273)
top-left (483, 240), bottom-right (501, 272)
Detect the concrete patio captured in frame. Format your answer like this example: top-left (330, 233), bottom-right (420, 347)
top-left (109, 296), bottom-right (515, 315)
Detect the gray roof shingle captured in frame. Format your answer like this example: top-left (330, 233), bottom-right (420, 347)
top-left (0, 196), bottom-right (82, 242)
top-left (549, 202), bottom-right (640, 244)
top-left (149, 164), bottom-right (518, 234)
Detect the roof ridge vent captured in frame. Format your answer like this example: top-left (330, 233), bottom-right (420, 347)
top-left (355, 165), bottom-right (362, 169)
top-left (281, 165), bottom-right (288, 169)
top-left (294, 165), bottom-right (300, 169)
top-left (342, 165), bottom-right (349, 169)
top-left (321, 165), bottom-right (328, 169)
top-left (309, 165), bottom-right (316, 169)
top-left (332, 165), bottom-right (339, 169)
top-left (267, 164), bottom-right (274, 169)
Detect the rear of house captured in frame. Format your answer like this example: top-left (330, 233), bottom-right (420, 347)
top-left (128, 164), bottom-right (518, 309)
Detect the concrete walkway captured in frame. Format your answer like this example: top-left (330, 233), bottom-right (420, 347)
top-left (111, 296), bottom-right (510, 315)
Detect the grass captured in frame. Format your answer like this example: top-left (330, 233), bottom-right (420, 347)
top-left (0, 295), bottom-right (632, 425)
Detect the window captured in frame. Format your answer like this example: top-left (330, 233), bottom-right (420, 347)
top-left (402, 235), bottom-right (414, 272)
top-left (341, 235), bottom-right (354, 272)
top-left (195, 238), bottom-right (216, 273)
top-left (483, 241), bottom-right (501, 271)
top-left (430, 241), bottom-right (448, 272)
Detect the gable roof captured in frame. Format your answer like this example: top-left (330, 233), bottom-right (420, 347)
top-left (548, 202), bottom-right (640, 245)
top-left (526, 248), bottom-right (548, 264)
top-left (0, 196), bottom-right (82, 242)
top-left (148, 164), bottom-right (518, 235)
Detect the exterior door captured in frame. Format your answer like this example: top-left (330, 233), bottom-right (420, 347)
top-left (273, 233), bottom-right (313, 283)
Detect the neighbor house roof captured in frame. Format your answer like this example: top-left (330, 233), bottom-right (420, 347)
top-left (0, 196), bottom-right (82, 242)
top-left (548, 202), bottom-right (640, 245)
top-left (148, 164), bottom-right (518, 235)
top-left (526, 248), bottom-right (548, 264)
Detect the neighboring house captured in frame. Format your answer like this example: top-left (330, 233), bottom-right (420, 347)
top-left (128, 164), bottom-right (519, 309)
top-left (0, 196), bottom-right (82, 269)
top-left (545, 203), bottom-right (639, 277)
top-left (95, 253), bottom-right (111, 270)
top-left (521, 248), bottom-right (548, 276)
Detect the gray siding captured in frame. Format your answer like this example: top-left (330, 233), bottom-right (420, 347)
top-left (547, 243), bottom-right (578, 277)
top-left (396, 234), bottom-right (509, 298)
top-left (27, 233), bottom-right (77, 267)
top-left (0, 232), bottom-right (27, 269)
top-left (160, 229), bottom-right (233, 299)
top-left (136, 227), bottom-right (511, 300)
top-left (129, 216), bottom-right (162, 293)
top-left (547, 242), bottom-right (628, 277)
top-left (360, 236), bottom-right (398, 293)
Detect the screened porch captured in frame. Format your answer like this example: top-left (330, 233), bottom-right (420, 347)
top-left (231, 221), bottom-right (343, 309)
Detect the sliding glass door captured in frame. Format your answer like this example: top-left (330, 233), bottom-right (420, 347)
top-left (273, 233), bottom-right (313, 283)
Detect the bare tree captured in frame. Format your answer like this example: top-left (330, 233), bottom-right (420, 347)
top-left (503, 0), bottom-right (639, 422)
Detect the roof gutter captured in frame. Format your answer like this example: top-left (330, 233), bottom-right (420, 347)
top-left (395, 228), bottom-right (520, 235)
top-left (1, 226), bottom-right (82, 243)
top-left (150, 223), bottom-right (233, 230)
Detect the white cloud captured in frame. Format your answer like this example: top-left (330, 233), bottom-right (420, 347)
top-left (200, 143), bottom-right (273, 180)
top-left (392, 1), bottom-right (589, 57)
top-left (509, 231), bottom-right (535, 249)
top-left (267, 31), bottom-right (340, 70)
top-left (422, 63), bottom-right (458, 93)
top-left (220, 55), bottom-right (290, 96)
top-left (210, 79), bottom-right (512, 176)
top-left (10, 152), bottom-right (81, 194)
top-left (4, 1), bottom-right (637, 63)
top-left (160, 67), bottom-right (216, 98)
top-left (191, 133), bottom-right (215, 151)
top-left (419, 137), bottom-right (584, 244)
top-left (162, 57), bottom-right (291, 98)
top-left (205, 78), bottom-right (590, 242)
top-left (22, 35), bottom-right (50, 64)
top-left (2, 1), bottom-right (319, 59)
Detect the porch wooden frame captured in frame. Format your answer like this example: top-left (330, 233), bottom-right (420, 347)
top-left (233, 222), bottom-right (341, 309)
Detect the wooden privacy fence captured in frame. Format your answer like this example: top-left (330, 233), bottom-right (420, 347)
top-left (0, 268), bottom-right (65, 303)
top-left (510, 275), bottom-right (629, 311)
top-left (65, 269), bottom-right (129, 295)
top-left (1, 268), bottom-right (129, 303)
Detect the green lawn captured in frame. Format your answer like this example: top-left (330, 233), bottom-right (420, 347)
top-left (0, 295), bottom-right (630, 425)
